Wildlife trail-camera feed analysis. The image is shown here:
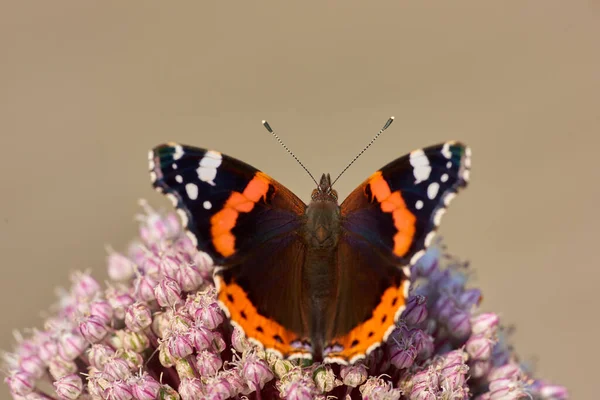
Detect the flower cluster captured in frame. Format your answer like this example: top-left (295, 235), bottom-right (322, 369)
top-left (2, 202), bottom-right (568, 399)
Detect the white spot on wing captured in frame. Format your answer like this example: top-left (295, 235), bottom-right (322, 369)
top-left (446, 161), bottom-right (452, 169)
top-left (425, 231), bottom-right (436, 247)
top-left (402, 266), bottom-right (411, 278)
top-left (433, 207), bottom-right (446, 226)
top-left (172, 163), bottom-right (178, 170)
top-left (176, 209), bottom-right (189, 229)
top-left (462, 169), bottom-right (470, 182)
top-left (415, 200), bottom-right (424, 210)
top-left (185, 230), bottom-right (198, 247)
top-left (442, 143), bottom-right (452, 159)
top-left (197, 150), bottom-right (223, 186)
top-left (185, 183), bottom-right (198, 200)
top-left (175, 175), bottom-right (183, 183)
top-left (443, 192), bottom-right (456, 206)
top-left (166, 193), bottom-right (178, 207)
top-left (203, 200), bottom-right (212, 210)
top-left (410, 250), bottom-right (425, 265)
top-left (409, 149), bottom-right (431, 184)
top-left (427, 182), bottom-right (440, 199)
top-left (441, 173), bottom-right (449, 183)
top-left (173, 145), bottom-right (184, 161)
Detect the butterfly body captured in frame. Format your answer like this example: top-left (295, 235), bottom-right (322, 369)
top-left (150, 139), bottom-right (471, 364)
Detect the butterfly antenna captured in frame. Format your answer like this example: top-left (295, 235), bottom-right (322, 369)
top-left (331, 116), bottom-right (394, 186)
top-left (262, 120), bottom-right (319, 186)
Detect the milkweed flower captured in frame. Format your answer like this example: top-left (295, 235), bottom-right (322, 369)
top-left (2, 203), bottom-right (568, 399)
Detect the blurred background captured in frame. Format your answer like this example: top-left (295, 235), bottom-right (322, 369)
top-left (1, 1), bottom-right (598, 398)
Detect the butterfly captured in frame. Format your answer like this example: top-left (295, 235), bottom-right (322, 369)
top-left (149, 120), bottom-right (470, 364)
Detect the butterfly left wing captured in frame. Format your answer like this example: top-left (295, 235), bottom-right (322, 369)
top-left (150, 143), bottom-right (313, 359)
top-left (323, 141), bottom-right (471, 363)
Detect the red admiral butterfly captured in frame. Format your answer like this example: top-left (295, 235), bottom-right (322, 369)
top-left (149, 118), bottom-right (471, 364)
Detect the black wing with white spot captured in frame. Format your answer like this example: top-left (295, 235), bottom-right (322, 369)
top-left (149, 143), bottom-right (307, 265)
top-left (340, 141), bottom-right (471, 267)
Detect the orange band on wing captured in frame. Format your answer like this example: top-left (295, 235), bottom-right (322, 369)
top-left (368, 172), bottom-right (416, 257)
top-left (215, 275), bottom-right (309, 357)
top-left (210, 172), bottom-right (271, 257)
top-left (325, 280), bottom-right (409, 362)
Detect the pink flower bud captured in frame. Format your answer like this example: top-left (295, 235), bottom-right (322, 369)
top-left (470, 359), bottom-right (491, 379)
top-left (151, 311), bottom-right (171, 338)
top-left (120, 349), bottom-right (144, 370)
top-left (231, 327), bottom-right (251, 353)
top-left (340, 364), bottom-right (368, 387)
top-left (178, 378), bottom-right (204, 400)
top-left (389, 343), bottom-right (417, 369)
top-left (48, 356), bottom-right (77, 380)
top-left (401, 295), bottom-right (428, 326)
top-left (125, 302), bottom-right (152, 332)
top-left (167, 334), bottom-right (194, 359)
top-left (411, 329), bottom-right (434, 360)
top-left (155, 278), bottom-right (182, 307)
top-left (433, 294), bottom-right (456, 323)
top-left (58, 332), bottom-right (87, 360)
top-left (106, 290), bottom-right (135, 320)
top-left (5, 370), bottom-right (34, 396)
top-left (314, 365), bottom-right (339, 393)
top-left (533, 381), bottom-right (569, 399)
top-left (193, 251), bottom-right (214, 279)
top-left (278, 379), bottom-right (317, 400)
top-left (87, 344), bottom-right (115, 369)
top-left (447, 310), bottom-right (471, 339)
top-left (133, 274), bottom-right (159, 302)
top-left (89, 300), bottom-right (114, 324)
top-left (159, 255), bottom-right (180, 279)
top-left (219, 369), bottom-right (246, 397)
top-left (211, 332), bottom-right (226, 353)
top-left (471, 313), bottom-right (500, 336)
top-left (122, 330), bottom-right (150, 353)
top-left (158, 342), bottom-right (176, 368)
top-left (241, 354), bottom-right (274, 391)
top-left (103, 357), bottom-right (132, 381)
top-left (196, 350), bottom-right (222, 377)
top-left (39, 337), bottom-right (58, 363)
top-left (195, 303), bottom-right (224, 329)
top-left (54, 374), bottom-right (83, 400)
top-left (71, 271), bottom-right (101, 300)
top-left (458, 288), bottom-right (482, 310)
top-left (488, 377), bottom-right (528, 399)
top-left (466, 333), bottom-right (494, 361)
top-left (79, 315), bottom-right (109, 343)
top-left (19, 354), bottom-right (45, 379)
top-left (107, 251), bottom-right (136, 282)
top-left (359, 376), bottom-right (402, 399)
top-left (487, 362), bottom-right (522, 381)
top-left (176, 264), bottom-right (204, 292)
top-left (410, 383), bottom-right (437, 400)
top-left (188, 326), bottom-right (213, 351)
top-left (140, 253), bottom-right (161, 277)
top-left (441, 362), bottom-right (468, 390)
top-left (108, 380), bottom-right (134, 400)
top-left (129, 373), bottom-right (161, 400)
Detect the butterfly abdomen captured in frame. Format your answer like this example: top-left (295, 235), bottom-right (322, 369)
top-left (303, 198), bottom-right (342, 359)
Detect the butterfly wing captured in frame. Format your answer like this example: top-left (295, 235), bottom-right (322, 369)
top-left (150, 143), bottom-right (312, 359)
top-left (324, 141), bottom-right (471, 363)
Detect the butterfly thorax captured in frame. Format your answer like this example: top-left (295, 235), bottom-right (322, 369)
top-left (303, 173), bottom-right (341, 358)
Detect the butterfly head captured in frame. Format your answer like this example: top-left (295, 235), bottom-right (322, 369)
top-left (311, 173), bottom-right (338, 203)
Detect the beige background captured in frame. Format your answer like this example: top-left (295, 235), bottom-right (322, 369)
top-left (1, 2), bottom-right (598, 398)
